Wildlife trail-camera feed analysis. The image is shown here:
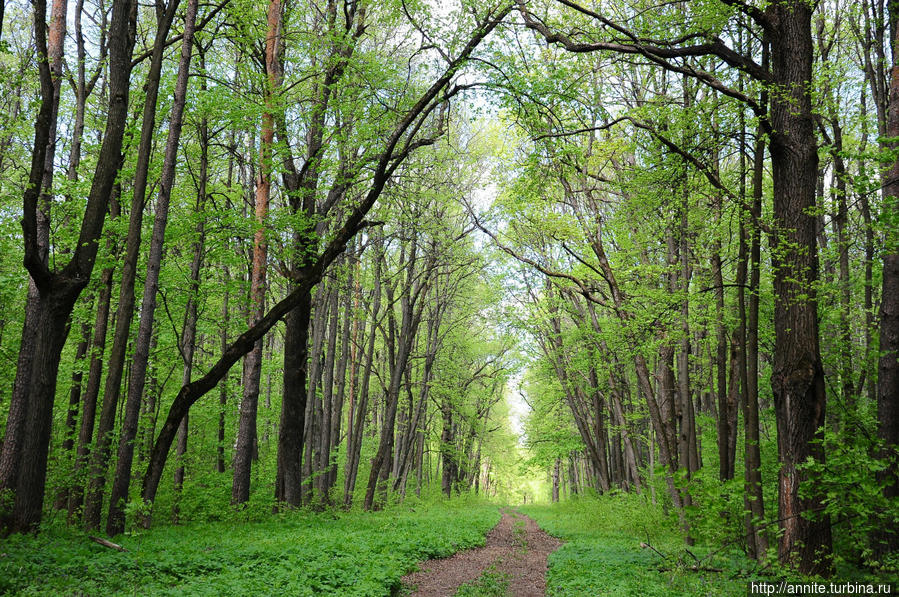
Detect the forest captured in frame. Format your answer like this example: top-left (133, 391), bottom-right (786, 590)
top-left (0, 0), bottom-right (897, 594)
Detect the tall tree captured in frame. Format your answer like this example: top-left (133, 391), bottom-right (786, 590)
top-left (83, 0), bottom-right (179, 531)
top-left (875, 0), bottom-right (899, 556)
top-left (138, 3), bottom-right (512, 525)
top-left (518, 0), bottom-right (833, 573)
top-left (0, 0), bottom-right (68, 503)
top-left (1, 0), bottom-right (137, 534)
top-left (232, 0), bottom-right (280, 507)
top-left (105, 0), bottom-right (200, 535)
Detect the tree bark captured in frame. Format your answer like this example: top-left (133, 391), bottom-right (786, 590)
top-left (874, 9), bottom-right (899, 555)
top-left (105, 0), bottom-right (199, 535)
top-left (364, 242), bottom-right (432, 510)
top-left (173, 41), bottom-right (209, 519)
top-left (740, 115), bottom-right (769, 559)
top-left (3, 0), bottom-right (136, 535)
top-left (767, 2), bottom-right (832, 573)
top-left (67, 192), bottom-right (119, 523)
top-left (0, 0), bottom-right (67, 501)
top-left (84, 2), bottom-right (177, 531)
top-left (232, 0), bottom-right (281, 507)
top-left (344, 243), bottom-right (382, 507)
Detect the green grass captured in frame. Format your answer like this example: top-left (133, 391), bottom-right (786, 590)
top-left (521, 494), bottom-right (750, 597)
top-left (454, 565), bottom-right (510, 597)
top-left (0, 501), bottom-right (500, 596)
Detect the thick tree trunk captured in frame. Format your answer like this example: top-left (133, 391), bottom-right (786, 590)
top-left (767, 1), bottom-right (832, 573)
top-left (874, 17), bottom-right (899, 555)
top-left (0, 0), bottom-right (66, 500)
top-left (3, 0), bottom-right (135, 535)
top-left (275, 292), bottom-right (312, 506)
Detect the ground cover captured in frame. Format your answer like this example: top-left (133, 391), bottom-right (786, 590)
top-left (522, 494), bottom-right (749, 596)
top-left (0, 501), bottom-right (500, 596)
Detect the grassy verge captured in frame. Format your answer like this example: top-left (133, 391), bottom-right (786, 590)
top-left (0, 500), bottom-right (500, 596)
top-left (521, 494), bottom-right (749, 596)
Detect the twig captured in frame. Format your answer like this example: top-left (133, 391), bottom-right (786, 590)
top-left (640, 541), bottom-right (669, 561)
top-left (89, 536), bottom-right (127, 552)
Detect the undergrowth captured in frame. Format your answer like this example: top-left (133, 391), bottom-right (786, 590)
top-left (0, 499), bottom-right (500, 596)
top-left (521, 493), bottom-right (749, 596)
top-left (453, 564), bottom-right (510, 597)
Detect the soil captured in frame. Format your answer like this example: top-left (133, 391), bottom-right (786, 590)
top-left (400, 509), bottom-right (562, 596)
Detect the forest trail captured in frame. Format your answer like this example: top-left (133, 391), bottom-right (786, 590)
top-left (401, 509), bottom-right (562, 596)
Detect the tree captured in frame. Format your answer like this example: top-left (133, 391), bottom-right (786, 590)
top-left (231, 0), bottom-right (280, 508)
top-left (137, 2), bottom-right (512, 525)
top-left (1, 0), bottom-right (137, 534)
top-left (105, 0), bottom-right (200, 535)
top-left (517, 0), bottom-right (832, 573)
top-left (875, 0), bottom-right (899, 557)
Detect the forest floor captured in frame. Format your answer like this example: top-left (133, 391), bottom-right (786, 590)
top-left (0, 501), bottom-right (501, 596)
top-left (401, 509), bottom-right (562, 596)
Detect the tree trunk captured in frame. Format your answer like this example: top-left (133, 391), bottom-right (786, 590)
top-left (317, 281), bottom-right (340, 502)
top-left (3, 0), bottom-right (136, 535)
top-left (327, 255), bottom-right (354, 493)
top-left (173, 43), bottom-right (208, 519)
top-left (0, 0), bottom-right (67, 502)
top-left (232, 0), bottom-right (280, 506)
top-left (83, 3), bottom-right (177, 531)
top-left (67, 192), bottom-right (119, 523)
top-left (344, 244), bottom-right (382, 507)
top-left (743, 122), bottom-right (769, 560)
top-left (105, 0), bottom-right (198, 535)
top-left (275, 291), bottom-right (312, 507)
top-left (874, 12), bottom-right (899, 556)
top-left (217, 264), bottom-right (231, 473)
top-left (55, 317), bottom-right (91, 510)
top-left (552, 458), bottom-right (561, 503)
top-left (767, 1), bottom-right (832, 573)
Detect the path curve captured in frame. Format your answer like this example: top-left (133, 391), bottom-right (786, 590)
top-left (401, 509), bottom-right (562, 596)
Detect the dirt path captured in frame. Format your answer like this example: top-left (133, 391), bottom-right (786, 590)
top-left (401, 509), bottom-right (562, 596)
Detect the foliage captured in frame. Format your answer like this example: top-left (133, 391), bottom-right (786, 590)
top-left (522, 495), bottom-right (750, 596)
top-left (453, 565), bottom-right (510, 597)
top-left (800, 410), bottom-right (899, 574)
top-left (0, 501), bottom-right (500, 596)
